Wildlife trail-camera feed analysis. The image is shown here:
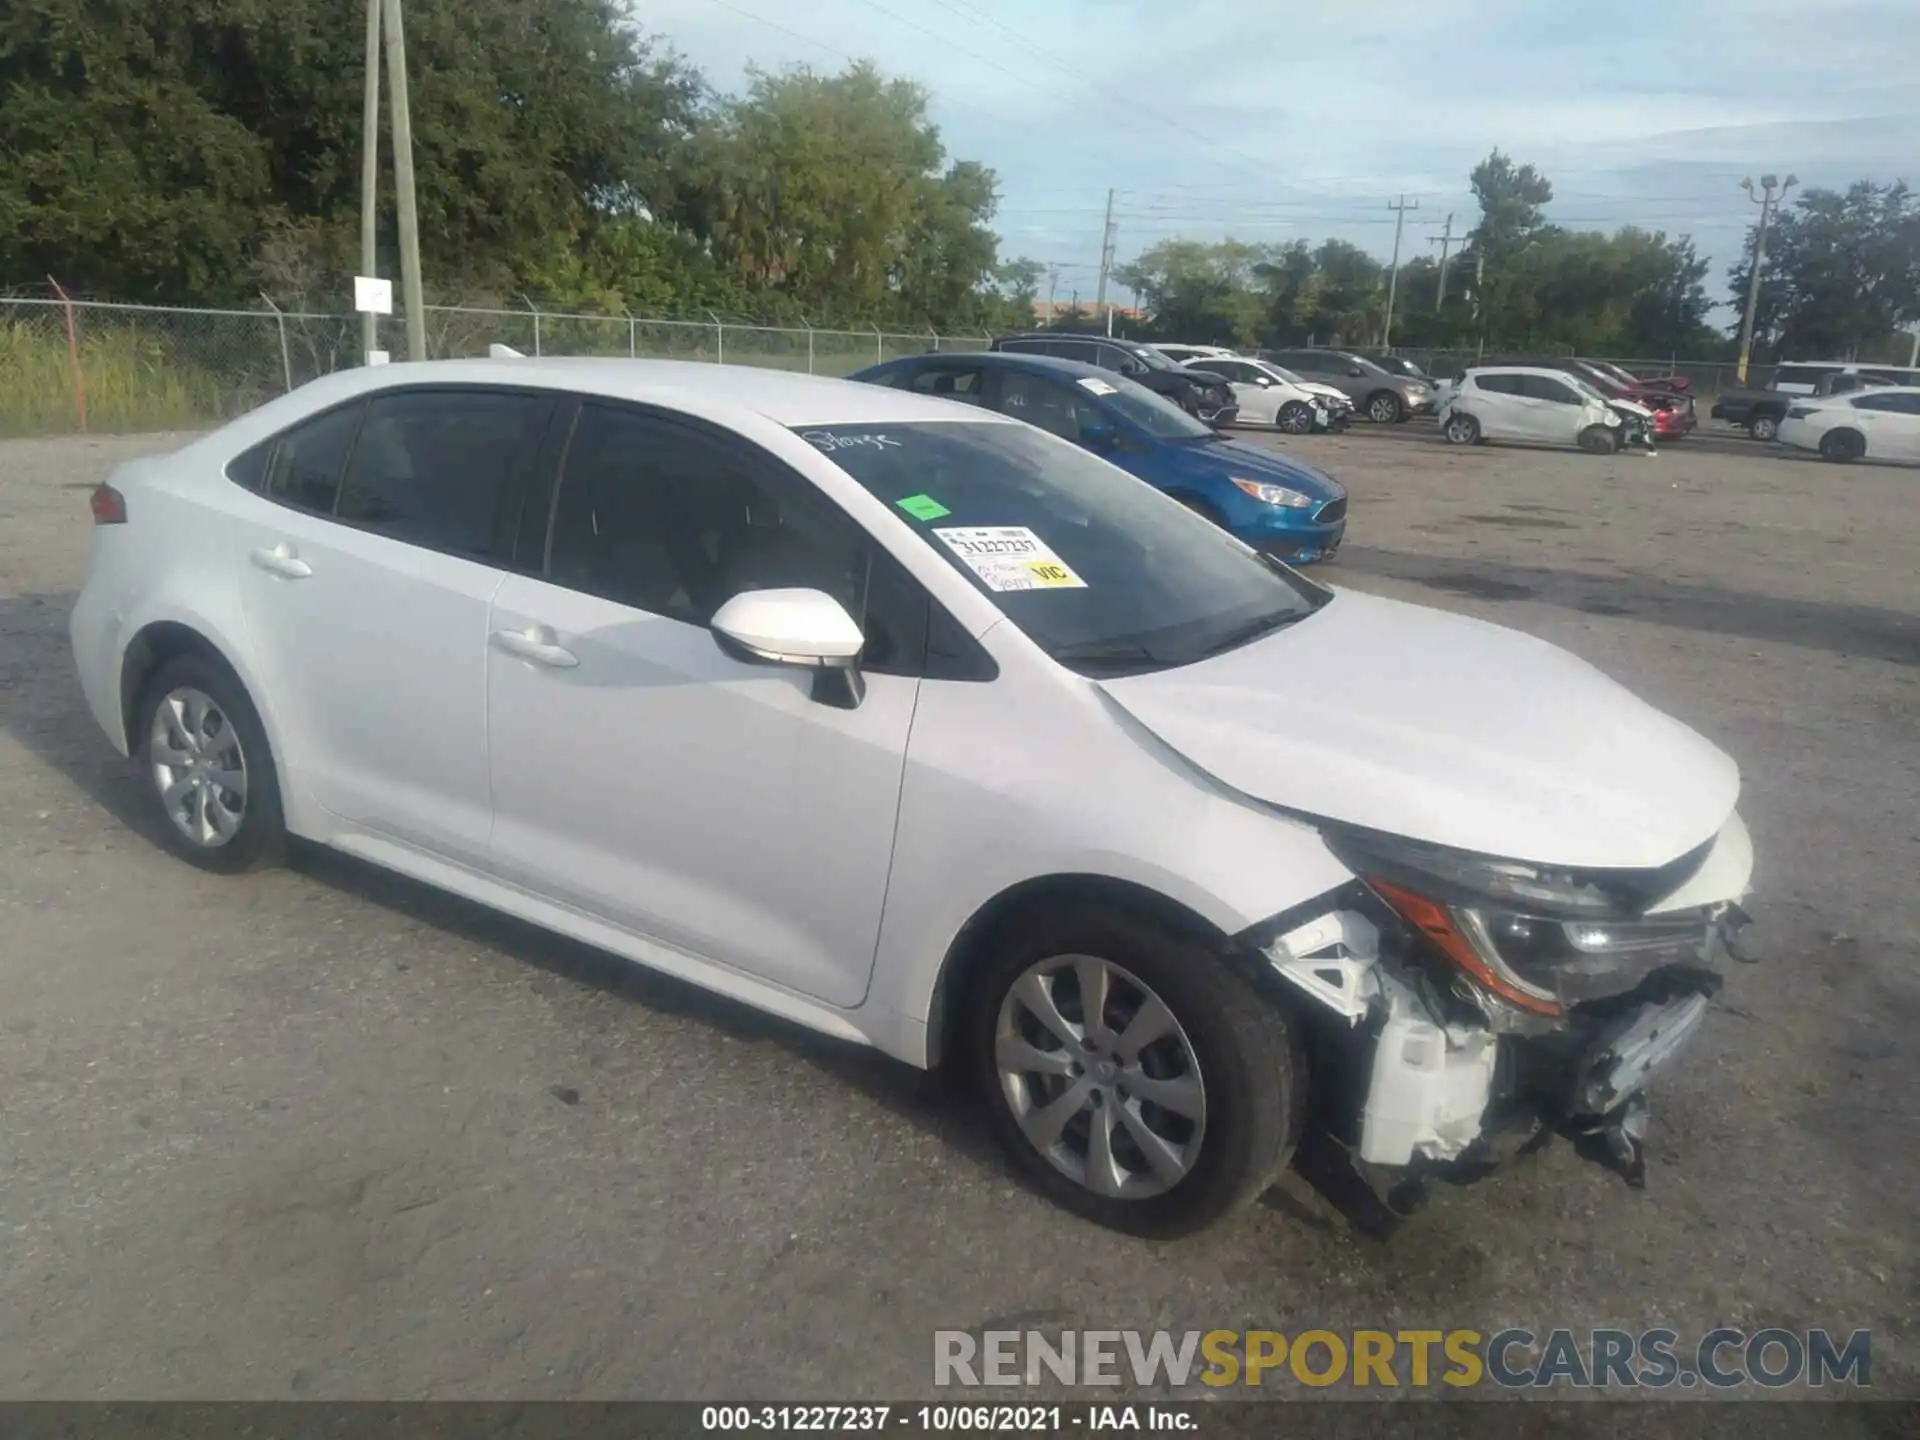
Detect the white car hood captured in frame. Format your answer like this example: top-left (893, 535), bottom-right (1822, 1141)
top-left (1098, 590), bottom-right (1740, 870)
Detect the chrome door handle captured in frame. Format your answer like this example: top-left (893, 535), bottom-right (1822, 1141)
top-left (491, 627), bottom-right (578, 669)
top-left (249, 545), bottom-right (312, 579)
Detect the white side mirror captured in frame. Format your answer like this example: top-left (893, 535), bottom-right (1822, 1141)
top-left (711, 588), bottom-right (863, 666)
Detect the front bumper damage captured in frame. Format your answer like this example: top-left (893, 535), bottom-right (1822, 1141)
top-left (1243, 833), bottom-right (1753, 1213)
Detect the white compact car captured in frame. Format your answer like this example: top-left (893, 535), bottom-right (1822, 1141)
top-left (1776, 386), bottom-right (1920, 463)
top-left (71, 358), bottom-right (1754, 1236)
top-left (1171, 355), bottom-right (1345, 434)
top-left (1440, 366), bottom-right (1653, 453)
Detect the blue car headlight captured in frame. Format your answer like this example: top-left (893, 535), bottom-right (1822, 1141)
top-left (1230, 477), bottom-right (1315, 509)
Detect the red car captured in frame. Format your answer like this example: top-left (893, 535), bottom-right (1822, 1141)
top-left (1486, 356), bottom-right (1698, 440)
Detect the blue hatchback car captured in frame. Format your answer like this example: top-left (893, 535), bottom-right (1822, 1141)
top-left (848, 352), bottom-right (1347, 564)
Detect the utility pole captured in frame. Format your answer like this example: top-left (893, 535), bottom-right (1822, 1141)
top-left (1428, 212), bottom-right (1456, 313)
top-left (1381, 194), bottom-right (1418, 349)
top-left (1736, 173), bottom-right (1796, 384)
top-left (1095, 188), bottom-right (1117, 336)
top-left (360, 0), bottom-right (382, 360)
top-left (1044, 264), bottom-right (1060, 324)
top-left (383, 0), bottom-right (426, 361)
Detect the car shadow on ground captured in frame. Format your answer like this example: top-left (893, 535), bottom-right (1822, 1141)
top-left (1331, 546), bottom-right (1920, 666)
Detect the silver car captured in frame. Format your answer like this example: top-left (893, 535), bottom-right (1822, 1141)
top-left (1260, 348), bottom-right (1436, 424)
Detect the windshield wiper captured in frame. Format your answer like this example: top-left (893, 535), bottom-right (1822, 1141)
top-left (1195, 609), bottom-right (1308, 658)
top-left (1048, 640), bottom-right (1165, 675)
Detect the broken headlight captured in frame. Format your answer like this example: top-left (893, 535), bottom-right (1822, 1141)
top-left (1327, 829), bottom-right (1716, 1018)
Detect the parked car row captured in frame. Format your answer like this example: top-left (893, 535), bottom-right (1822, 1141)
top-left (853, 351), bottom-right (1347, 564)
top-left (1473, 355), bottom-right (1697, 443)
top-left (72, 349), bottom-right (1755, 1237)
top-left (1439, 366), bottom-right (1657, 455)
top-left (989, 334), bottom-right (1239, 425)
top-left (1710, 362), bottom-right (1920, 442)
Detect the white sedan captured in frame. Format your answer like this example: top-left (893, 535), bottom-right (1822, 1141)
top-left (71, 357), bottom-right (1753, 1236)
top-left (1777, 386), bottom-right (1920, 462)
top-left (1176, 355), bottom-right (1349, 434)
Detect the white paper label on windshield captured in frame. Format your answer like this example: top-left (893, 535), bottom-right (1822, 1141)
top-left (1076, 377), bottom-right (1118, 396)
top-left (934, 526), bottom-right (1087, 591)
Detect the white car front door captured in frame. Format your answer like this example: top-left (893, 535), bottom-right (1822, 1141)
top-left (483, 402), bottom-right (920, 1009)
top-left (1519, 374), bottom-right (1586, 444)
top-left (229, 386), bottom-right (558, 866)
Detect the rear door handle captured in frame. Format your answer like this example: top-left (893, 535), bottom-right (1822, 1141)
top-left (491, 627), bottom-right (579, 669)
top-left (249, 544), bottom-right (312, 579)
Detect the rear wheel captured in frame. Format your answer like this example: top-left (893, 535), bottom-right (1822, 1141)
top-left (970, 904), bottom-right (1305, 1237)
top-left (1749, 412), bottom-right (1781, 442)
top-left (1579, 424), bottom-right (1622, 455)
top-left (1819, 428), bottom-right (1865, 463)
top-left (1276, 400), bottom-right (1315, 435)
top-left (1367, 390), bottom-right (1406, 424)
top-left (135, 653), bottom-right (286, 873)
top-left (1443, 412), bottom-right (1481, 445)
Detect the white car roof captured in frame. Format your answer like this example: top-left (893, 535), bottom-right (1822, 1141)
top-left (1463, 365), bottom-right (1574, 379)
top-left (248, 356), bottom-right (1009, 429)
top-left (1816, 384), bottom-right (1916, 401)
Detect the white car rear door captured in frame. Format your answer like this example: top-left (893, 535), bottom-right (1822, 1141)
top-left (483, 402), bottom-right (919, 1009)
top-left (229, 386), bottom-right (557, 867)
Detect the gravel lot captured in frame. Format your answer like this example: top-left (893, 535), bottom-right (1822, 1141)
top-left (1, 423), bottom-right (1915, 1402)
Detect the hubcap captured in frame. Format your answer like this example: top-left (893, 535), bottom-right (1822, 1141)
top-left (1371, 396), bottom-right (1398, 422)
top-left (149, 686), bottom-right (248, 848)
top-left (994, 954), bottom-right (1206, 1199)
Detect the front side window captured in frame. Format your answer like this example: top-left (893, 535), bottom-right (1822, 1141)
top-left (546, 405), bottom-right (916, 671)
top-left (790, 420), bottom-right (1327, 676)
top-left (1523, 376), bottom-right (1580, 405)
top-left (336, 389), bottom-right (553, 560)
top-left (262, 402), bottom-right (363, 514)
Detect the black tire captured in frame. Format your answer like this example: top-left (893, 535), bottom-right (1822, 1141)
top-left (1579, 424), bottom-right (1622, 455)
top-left (1748, 412), bottom-right (1780, 443)
top-left (1366, 390), bottom-right (1406, 424)
top-left (968, 902), bottom-right (1305, 1237)
top-left (1819, 428), bottom-right (1864, 463)
top-left (134, 652), bottom-right (286, 873)
top-left (1276, 400), bottom-right (1315, 435)
top-left (1442, 412), bottom-right (1481, 446)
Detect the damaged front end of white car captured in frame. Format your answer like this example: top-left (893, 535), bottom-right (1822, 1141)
top-left (1238, 813), bottom-right (1754, 1219)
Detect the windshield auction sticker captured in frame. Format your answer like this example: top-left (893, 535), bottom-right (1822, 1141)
top-left (934, 526), bottom-right (1087, 591)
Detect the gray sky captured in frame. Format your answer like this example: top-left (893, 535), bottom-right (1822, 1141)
top-left (643, 0), bottom-right (1920, 317)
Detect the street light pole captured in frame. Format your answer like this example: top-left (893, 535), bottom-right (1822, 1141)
top-left (383, 0), bottom-right (427, 361)
top-left (1382, 194), bottom-right (1418, 349)
top-left (1736, 173), bottom-right (1796, 384)
top-left (359, 0), bottom-right (382, 361)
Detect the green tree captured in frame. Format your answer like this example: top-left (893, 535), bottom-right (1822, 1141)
top-left (1726, 182), bottom-right (1920, 360)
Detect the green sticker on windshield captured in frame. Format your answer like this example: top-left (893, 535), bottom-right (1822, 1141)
top-left (896, 493), bottom-right (951, 521)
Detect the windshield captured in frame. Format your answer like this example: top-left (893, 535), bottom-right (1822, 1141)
top-left (791, 420), bottom-right (1327, 675)
top-left (1565, 374), bottom-right (1615, 406)
top-left (1260, 363), bottom-right (1310, 386)
top-left (1088, 372), bottom-right (1218, 440)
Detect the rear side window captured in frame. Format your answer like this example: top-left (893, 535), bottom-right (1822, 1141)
top-left (336, 389), bottom-right (554, 561)
top-left (1470, 373), bottom-right (1521, 395)
top-left (262, 402), bottom-right (363, 514)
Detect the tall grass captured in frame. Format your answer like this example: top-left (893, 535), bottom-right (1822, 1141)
top-left (0, 322), bottom-right (232, 437)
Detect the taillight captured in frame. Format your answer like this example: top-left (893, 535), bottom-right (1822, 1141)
top-left (90, 482), bottom-right (127, 525)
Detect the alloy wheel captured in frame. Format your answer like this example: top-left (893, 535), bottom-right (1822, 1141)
top-left (994, 954), bottom-right (1207, 1199)
top-left (149, 686), bottom-right (249, 847)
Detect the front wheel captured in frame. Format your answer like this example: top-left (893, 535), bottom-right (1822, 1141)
top-left (1579, 424), bottom-right (1622, 455)
top-left (1443, 412), bottom-right (1481, 445)
top-left (1819, 428), bottom-right (1865, 463)
top-left (1276, 400), bottom-right (1315, 435)
top-left (1749, 412), bottom-right (1780, 442)
top-left (971, 905), bottom-right (1304, 1237)
top-left (1367, 390), bottom-right (1406, 424)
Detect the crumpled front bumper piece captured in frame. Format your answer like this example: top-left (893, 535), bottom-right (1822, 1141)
top-left (1574, 991), bottom-right (1710, 1115)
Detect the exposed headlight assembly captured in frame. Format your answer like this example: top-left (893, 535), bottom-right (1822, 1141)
top-left (1326, 829), bottom-right (1719, 1019)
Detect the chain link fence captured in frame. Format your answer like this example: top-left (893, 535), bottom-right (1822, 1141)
top-left (0, 295), bottom-right (995, 438)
